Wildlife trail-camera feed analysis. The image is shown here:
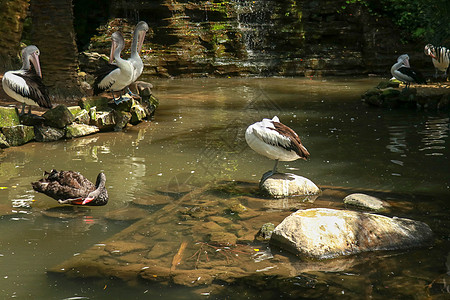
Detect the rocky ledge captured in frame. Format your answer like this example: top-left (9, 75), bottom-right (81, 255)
top-left (0, 82), bottom-right (158, 148)
top-left (362, 80), bottom-right (450, 110)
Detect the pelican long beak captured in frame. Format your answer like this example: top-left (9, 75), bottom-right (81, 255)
top-left (109, 39), bottom-right (118, 64)
top-left (137, 31), bottom-right (146, 55)
top-left (403, 58), bottom-right (410, 68)
top-left (82, 196), bottom-right (94, 205)
top-left (30, 52), bottom-right (42, 78)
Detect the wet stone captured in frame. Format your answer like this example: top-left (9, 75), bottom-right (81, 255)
top-left (0, 133), bottom-right (10, 148)
top-left (20, 113), bottom-right (45, 126)
top-left (43, 105), bottom-right (74, 129)
top-left (113, 111), bottom-right (131, 131)
top-left (41, 206), bottom-right (88, 219)
top-left (79, 96), bottom-right (109, 110)
top-left (67, 105), bottom-right (83, 117)
top-left (146, 242), bottom-right (178, 259)
top-left (103, 207), bottom-right (148, 221)
top-left (94, 109), bottom-right (116, 131)
top-left (65, 123), bottom-right (99, 138)
top-left (255, 223), bottom-right (275, 240)
top-left (344, 193), bottom-right (389, 211)
top-left (260, 172), bottom-right (320, 198)
top-left (1, 125), bottom-right (35, 146)
top-left (208, 231), bottom-right (238, 245)
top-left (34, 125), bottom-right (65, 142)
top-left (104, 241), bottom-right (148, 255)
top-left (0, 106), bottom-right (20, 127)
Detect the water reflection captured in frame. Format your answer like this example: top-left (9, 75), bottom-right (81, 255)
top-left (419, 116), bottom-right (449, 156)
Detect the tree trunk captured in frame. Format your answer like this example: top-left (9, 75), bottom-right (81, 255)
top-left (0, 0), bottom-right (29, 72)
top-left (30, 0), bottom-right (82, 100)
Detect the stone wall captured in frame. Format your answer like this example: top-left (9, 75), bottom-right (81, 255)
top-left (85, 0), bottom-right (423, 78)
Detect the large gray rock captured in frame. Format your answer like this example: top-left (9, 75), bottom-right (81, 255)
top-left (43, 105), bottom-right (74, 129)
top-left (260, 172), bottom-right (320, 198)
top-left (1, 125), bottom-right (35, 146)
top-left (270, 208), bottom-right (433, 259)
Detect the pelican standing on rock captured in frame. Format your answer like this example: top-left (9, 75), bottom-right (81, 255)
top-left (245, 116), bottom-right (310, 178)
top-left (93, 31), bottom-right (133, 104)
top-left (128, 21), bottom-right (149, 93)
top-left (32, 170), bottom-right (108, 206)
top-left (424, 44), bottom-right (450, 78)
top-left (391, 54), bottom-right (426, 89)
top-left (1, 45), bottom-right (52, 114)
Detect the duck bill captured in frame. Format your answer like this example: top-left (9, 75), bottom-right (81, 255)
top-left (109, 39), bottom-right (118, 63)
top-left (30, 52), bottom-right (42, 78)
top-left (82, 196), bottom-right (94, 205)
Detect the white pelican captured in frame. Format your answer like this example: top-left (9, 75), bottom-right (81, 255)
top-left (424, 44), bottom-right (450, 78)
top-left (391, 54), bottom-right (426, 89)
top-left (129, 21), bottom-right (149, 86)
top-left (245, 116), bottom-right (310, 176)
top-left (1, 45), bottom-right (51, 114)
top-left (93, 31), bottom-right (133, 104)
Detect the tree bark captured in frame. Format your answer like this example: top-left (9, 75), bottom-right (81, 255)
top-left (0, 0), bottom-right (30, 72)
top-left (30, 0), bottom-right (82, 99)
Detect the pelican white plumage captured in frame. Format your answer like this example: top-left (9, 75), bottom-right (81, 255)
top-left (424, 44), bottom-right (450, 78)
top-left (390, 54), bottom-right (426, 89)
top-left (245, 116), bottom-right (310, 175)
top-left (93, 31), bottom-right (133, 103)
top-left (1, 45), bottom-right (51, 114)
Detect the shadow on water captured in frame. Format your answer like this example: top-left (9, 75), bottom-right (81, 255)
top-left (0, 77), bottom-right (449, 298)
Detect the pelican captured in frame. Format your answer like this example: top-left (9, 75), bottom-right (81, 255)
top-left (32, 170), bottom-right (108, 206)
top-left (1, 45), bottom-right (51, 114)
top-left (245, 116), bottom-right (310, 177)
top-left (391, 54), bottom-right (426, 89)
top-left (128, 21), bottom-right (149, 89)
top-left (424, 44), bottom-right (450, 78)
top-left (93, 31), bottom-right (133, 104)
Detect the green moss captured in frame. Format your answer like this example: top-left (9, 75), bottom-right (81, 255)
top-left (0, 107), bottom-right (20, 128)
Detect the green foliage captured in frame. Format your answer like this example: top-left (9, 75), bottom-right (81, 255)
top-left (343, 0), bottom-right (450, 44)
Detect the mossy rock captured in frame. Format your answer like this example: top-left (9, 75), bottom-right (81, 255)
top-left (1, 125), bottom-right (35, 146)
top-left (43, 105), bottom-right (75, 129)
top-left (79, 96), bottom-right (109, 110)
top-left (93, 109), bottom-right (116, 131)
top-left (0, 133), bottom-right (10, 148)
top-left (67, 106), bottom-right (83, 117)
top-left (65, 123), bottom-right (99, 138)
top-left (130, 101), bottom-right (147, 124)
top-left (113, 111), bottom-right (131, 131)
top-left (0, 106), bottom-right (20, 128)
top-left (74, 109), bottom-right (90, 125)
top-left (34, 125), bottom-right (65, 142)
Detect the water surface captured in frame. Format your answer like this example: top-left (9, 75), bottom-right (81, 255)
top-left (0, 77), bottom-right (449, 298)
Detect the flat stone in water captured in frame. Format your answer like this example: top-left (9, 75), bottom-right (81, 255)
top-left (104, 207), bottom-right (148, 221)
top-left (344, 193), bottom-right (389, 211)
top-left (41, 206), bottom-right (88, 219)
top-left (132, 194), bottom-right (172, 206)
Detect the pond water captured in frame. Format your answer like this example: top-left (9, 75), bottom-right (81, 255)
top-left (0, 77), bottom-right (449, 299)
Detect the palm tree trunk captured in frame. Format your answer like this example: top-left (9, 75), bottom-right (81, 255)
top-left (0, 0), bottom-right (29, 72)
top-left (30, 0), bottom-right (82, 100)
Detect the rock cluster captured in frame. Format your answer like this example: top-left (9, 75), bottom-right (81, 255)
top-left (0, 89), bottom-right (158, 148)
top-left (362, 81), bottom-right (450, 110)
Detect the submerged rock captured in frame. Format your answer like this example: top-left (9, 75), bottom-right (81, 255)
top-left (344, 193), bottom-right (389, 211)
top-left (43, 105), bottom-right (75, 129)
top-left (270, 208), bottom-right (433, 259)
top-left (1, 125), bottom-right (35, 146)
top-left (255, 222), bottom-right (275, 240)
top-left (260, 172), bottom-right (320, 198)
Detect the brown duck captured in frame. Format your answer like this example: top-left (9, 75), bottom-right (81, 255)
top-left (31, 170), bottom-right (108, 206)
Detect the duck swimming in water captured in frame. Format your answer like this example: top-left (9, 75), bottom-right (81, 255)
top-left (31, 170), bottom-right (108, 206)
